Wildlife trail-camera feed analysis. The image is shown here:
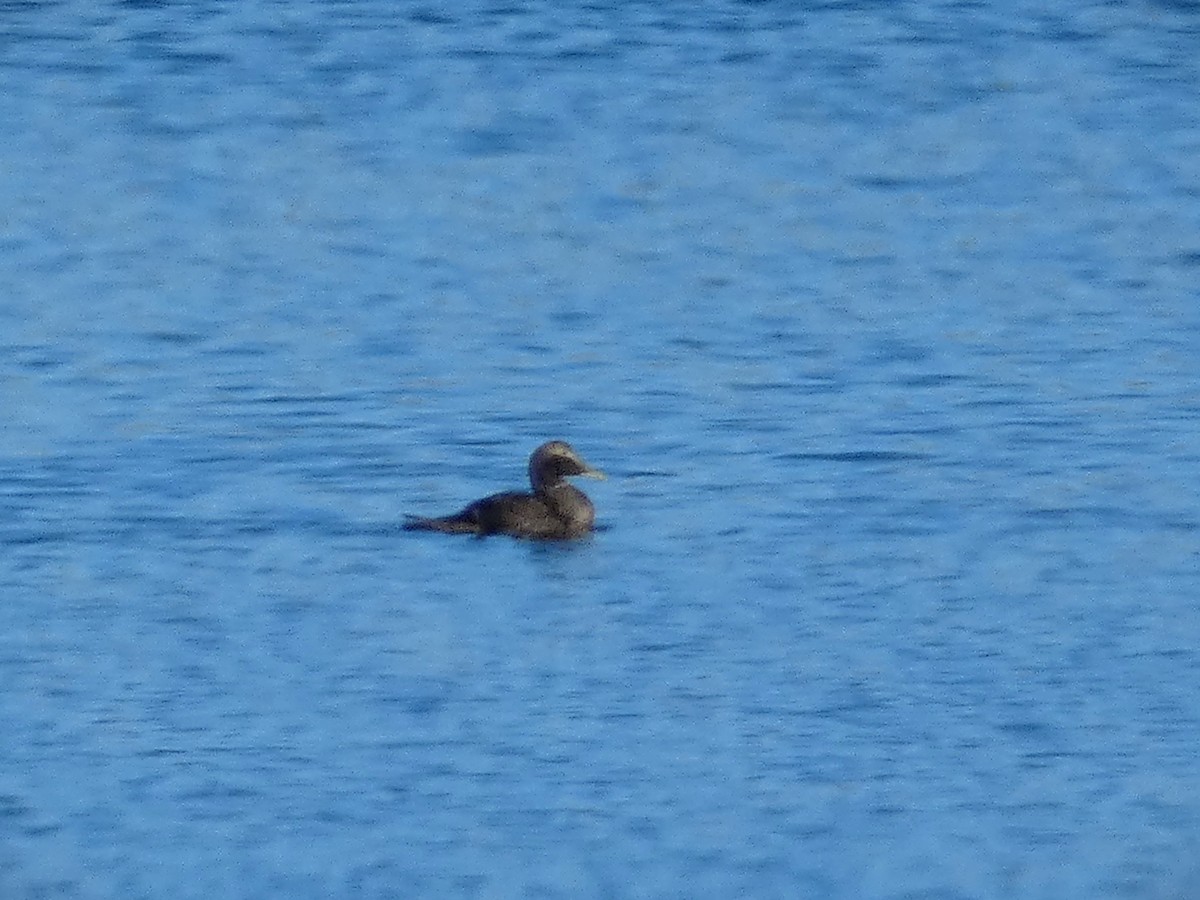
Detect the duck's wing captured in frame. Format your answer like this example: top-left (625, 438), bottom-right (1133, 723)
top-left (468, 491), bottom-right (569, 537)
top-left (404, 491), bottom-right (559, 537)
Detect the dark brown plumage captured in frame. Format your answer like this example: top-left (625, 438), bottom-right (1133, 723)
top-left (404, 441), bottom-right (605, 539)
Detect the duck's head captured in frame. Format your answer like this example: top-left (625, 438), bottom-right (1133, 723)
top-left (529, 441), bottom-right (605, 492)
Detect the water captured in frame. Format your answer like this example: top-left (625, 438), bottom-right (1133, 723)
top-left (3, 1), bottom-right (1200, 897)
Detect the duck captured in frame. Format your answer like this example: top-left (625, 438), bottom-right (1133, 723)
top-left (404, 440), bottom-right (604, 539)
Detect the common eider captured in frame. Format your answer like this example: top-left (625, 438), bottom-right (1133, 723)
top-left (404, 440), bottom-right (605, 539)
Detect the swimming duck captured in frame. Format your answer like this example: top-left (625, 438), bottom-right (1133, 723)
top-left (404, 440), bottom-right (604, 539)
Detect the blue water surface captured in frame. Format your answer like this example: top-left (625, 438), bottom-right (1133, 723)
top-left (3, 2), bottom-right (1200, 898)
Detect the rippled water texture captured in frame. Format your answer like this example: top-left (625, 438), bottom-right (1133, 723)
top-left (3, 2), bottom-right (1200, 897)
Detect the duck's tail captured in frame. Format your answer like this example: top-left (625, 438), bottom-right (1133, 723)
top-left (403, 514), bottom-right (480, 535)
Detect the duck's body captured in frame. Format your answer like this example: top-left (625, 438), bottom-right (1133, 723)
top-left (404, 441), bottom-right (604, 540)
